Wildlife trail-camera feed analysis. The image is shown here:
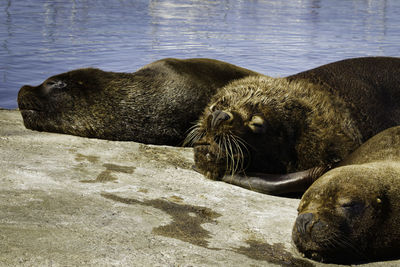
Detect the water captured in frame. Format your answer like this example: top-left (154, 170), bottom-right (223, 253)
top-left (1, 0), bottom-right (399, 109)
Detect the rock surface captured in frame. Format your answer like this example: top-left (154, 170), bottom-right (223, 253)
top-left (0, 109), bottom-right (399, 266)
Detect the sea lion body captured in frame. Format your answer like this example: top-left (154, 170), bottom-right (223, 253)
top-left (190, 57), bottom-right (400, 183)
top-left (18, 58), bottom-right (258, 145)
top-left (292, 126), bottom-right (400, 263)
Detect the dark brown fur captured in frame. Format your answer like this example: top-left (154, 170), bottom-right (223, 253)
top-left (188, 57), bottom-right (400, 181)
top-left (18, 58), bottom-right (258, 145)
top-left (293, 126), bottom-right (400, 263)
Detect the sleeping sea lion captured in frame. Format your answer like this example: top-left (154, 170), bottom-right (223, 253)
top-left (292, 126), bottom-right (400, 263)
top-left (188, 57), bottom-right (400, 195)
top-left (18, 58), bottom-right (258, 145)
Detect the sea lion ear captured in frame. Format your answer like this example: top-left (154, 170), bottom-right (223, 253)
top-left (248, 115), bottom-right (267, 134)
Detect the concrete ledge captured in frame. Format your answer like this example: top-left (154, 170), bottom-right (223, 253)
top-left (0, 109), bottom-right (398, 266)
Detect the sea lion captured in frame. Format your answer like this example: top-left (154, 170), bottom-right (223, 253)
top-left (188, 57), bottom-right (400, 194)
top-left (292, 126), bottom-right (400, 263)
top-left (18, 58), bottom-right (258, 145)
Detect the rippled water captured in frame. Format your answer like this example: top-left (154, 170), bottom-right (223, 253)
top-left (1, 0), bottom-right (399, 108)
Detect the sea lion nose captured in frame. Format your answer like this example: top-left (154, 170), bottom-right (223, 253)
top-left (210, 110), bottom-right (232, 129)
top-left (18, 85), bottom-right (34, 97)
top-left (18, 85), bottom-right (37, 107)
top-left (295, 212), bottom-right (314, 236)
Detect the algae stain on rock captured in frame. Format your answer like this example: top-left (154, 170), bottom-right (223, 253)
top-left (232, 239), bottom-right (314, 267)
top-left (151, 199), bottom-right (221, 249)
top-left (81, 170), bottom-right (118, 183)
top-left (101, 193), bottom-right (221, 249)
top-left (80, 163), bottom-right (136, 183)
top-left (138, 188), bottom-right (149, 193)
top-left (75, 153), bottom-right (100, 163)
top-left (102, 163), bottom-right (135, 174)
top-left (168, 195), bottom-right (184, 203)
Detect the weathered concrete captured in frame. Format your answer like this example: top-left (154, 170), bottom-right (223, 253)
top-left (0, 109), bottom-right (399, 266)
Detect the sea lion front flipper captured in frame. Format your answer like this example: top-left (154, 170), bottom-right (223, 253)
top-left (221, 166), bottom-right (330, 195)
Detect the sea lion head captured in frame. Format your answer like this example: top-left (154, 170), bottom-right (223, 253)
top-left (292, 165), bottom-right (392, 263)
top-left (185, 76), bottom-right (311, 180)
top-left (18, 68), bottom-right (122, 139)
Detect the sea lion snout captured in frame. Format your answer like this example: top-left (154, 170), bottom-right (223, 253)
top-left (293, 211), bottom-right (336, 262)
top-left (18, 85), bottom-right (43, 111)
top-left (18, 79), bottom-right (66, 100)
top-left (209, 110), bottom-right (233, 129)
top-left (294, 212), bottom-right (328, 242)
top-left (18, 85), bottom-right (35, 99)
top-left (295, 212), bottom-right (314, 236)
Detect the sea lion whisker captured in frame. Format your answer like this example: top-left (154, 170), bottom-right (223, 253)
top-left (236, 136), bottom-right (249, 162)
top-left (325, 233), bottom-right (342, 249)
top-left (226, 135), bottom-right (237, 174)
top-left (232, 138), bottom-right (242, 172)
top-left (232, 138), bottom-right (241, 174)
top-left (217, 134), bottom-right (224, 159)
top-left (222, 135), bottom-right (230, 174)
top-left (229, 135), bottom-right (241, 175)
top-left (233, 134), bottom-right (253, 152)
top-left (326, 238), bottom-right (337, 250)
top-left (338, 234), bottom-right (368, 260)
top-left (319, 238), bottom-right (335, 251)
top-left (325, 231), bottom-right (367, 260)
top-left (225, 135), bottom-right (236, 174)
top-left (194, 129), bottom-right (205, 142)
top-left (182, 132), bottom-right (194, 146)
top-left (182, 124), bottom-right (204, 147)
top-left (185, 123), bottom-right (200, 134)
top-left (232, 134), bottom-right (251, 170)
top-left (222, 134), bottom-right (230, 172)
top-left (231, 136), bottom-right (245, 173)
top-left (230, 136), bottom-right (242, 175)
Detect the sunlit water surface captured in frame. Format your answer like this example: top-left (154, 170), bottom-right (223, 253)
top-left (1, 0), bottom-right (399, 108)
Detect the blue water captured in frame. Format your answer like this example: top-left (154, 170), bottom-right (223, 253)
top-left (1, 0), bottom-right (399, 109)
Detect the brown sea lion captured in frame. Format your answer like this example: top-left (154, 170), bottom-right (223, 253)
top-left (292, 126), bottom-right (400, 263)
top-left (187, 57), bottom-right (400, 195)
top-left (18, 58), bottom-right (258, 145)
